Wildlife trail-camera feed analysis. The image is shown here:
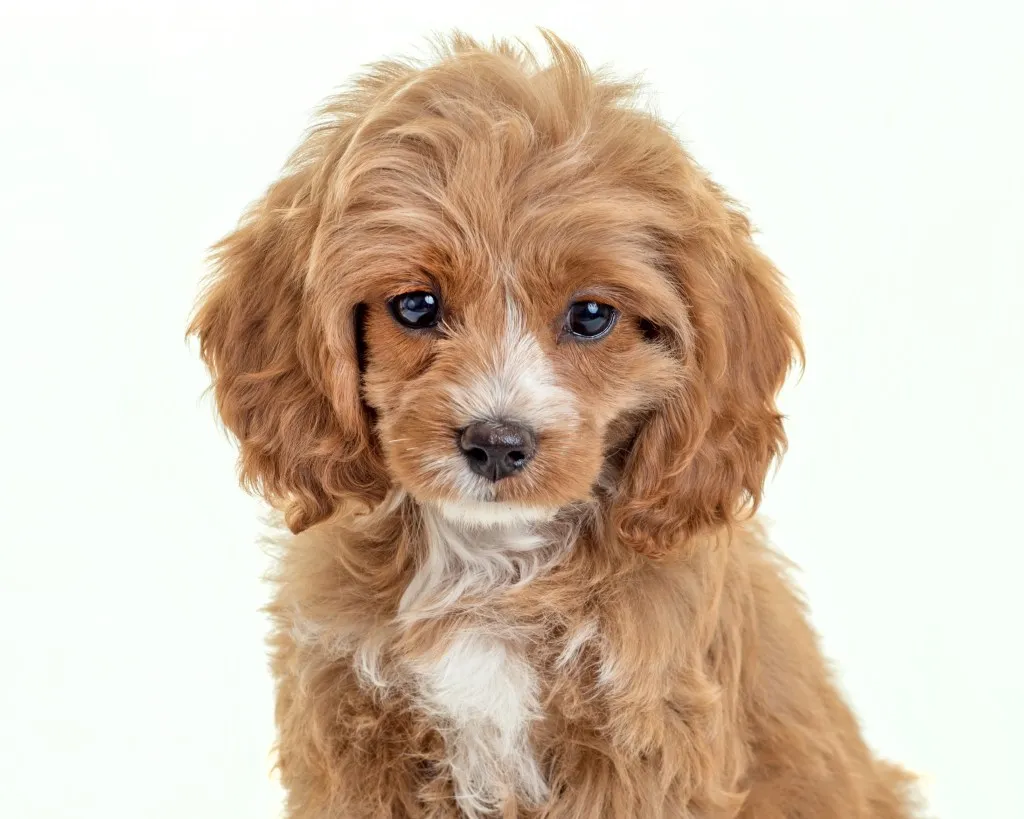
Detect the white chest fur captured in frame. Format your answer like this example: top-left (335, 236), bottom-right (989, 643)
top-left (413, 630), bottom-right (547, 816)
top-left (395, 505), bottom-right (565, 815)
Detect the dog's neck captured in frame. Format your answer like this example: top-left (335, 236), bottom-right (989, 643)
top-left (396, 501), bottom-right (570, 625)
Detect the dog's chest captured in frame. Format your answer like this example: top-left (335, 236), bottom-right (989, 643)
top-left (412, 630), bottom-right (547, 816)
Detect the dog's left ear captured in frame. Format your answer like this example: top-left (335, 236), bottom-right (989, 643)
top-left (613, 193), bottom-right (802, 558)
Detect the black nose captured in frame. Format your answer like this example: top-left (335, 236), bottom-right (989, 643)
top-left (459, 421), bottom-right (537, 481)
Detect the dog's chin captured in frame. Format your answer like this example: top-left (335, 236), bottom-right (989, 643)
top-left (432, 499), bottom-right (559, 528)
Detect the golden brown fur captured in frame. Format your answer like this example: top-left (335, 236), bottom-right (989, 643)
top-left (190, 32), bottom-right (921, 818)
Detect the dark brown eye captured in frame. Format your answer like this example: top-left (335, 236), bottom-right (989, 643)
top-left (566, 301), bottom-right (617, 339)
top-left (388, 291), bottom-right (440, 329)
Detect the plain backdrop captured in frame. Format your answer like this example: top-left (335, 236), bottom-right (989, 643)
top-left (1, 1), bottom-right (1021, 817)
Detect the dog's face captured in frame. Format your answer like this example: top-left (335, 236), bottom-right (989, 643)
top-left (355, 216), bottom-right (683, 526)
top-left (191, 38), bottom-right (801, 554)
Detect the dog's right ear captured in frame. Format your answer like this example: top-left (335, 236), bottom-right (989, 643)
top-left (189, 174), bottom-right (386, 533)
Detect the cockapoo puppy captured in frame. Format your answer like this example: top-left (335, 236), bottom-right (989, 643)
top-left (191, 33), bottom-right (920, 819)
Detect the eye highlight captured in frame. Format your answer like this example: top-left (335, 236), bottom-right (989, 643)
top-left (565, 301), bottom-right (618, 340)
top-left (388, 291), bottom-right (441, 330)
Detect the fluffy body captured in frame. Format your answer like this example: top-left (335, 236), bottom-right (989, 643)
top-left (191, 33), bottom-right (921, 818)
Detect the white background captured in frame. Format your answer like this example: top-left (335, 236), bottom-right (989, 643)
top-left (1, 2), bottom-right (1021, 817)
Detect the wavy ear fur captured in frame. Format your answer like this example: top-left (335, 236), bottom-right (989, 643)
top-left (189, 173), bottom-right (385, 533)
top-left (614, 188), bottom-right (802, 558)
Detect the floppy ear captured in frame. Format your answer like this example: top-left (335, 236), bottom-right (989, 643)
top-left (189, 175), bottom-right (386, 533)
top-left (613, 198), bottom-right (802, 558)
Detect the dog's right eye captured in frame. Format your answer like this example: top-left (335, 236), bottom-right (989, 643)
top-left (388, 291), bottom-right (441, 330)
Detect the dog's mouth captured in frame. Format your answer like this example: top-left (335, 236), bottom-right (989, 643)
top-left (433, 499), bottom-right (558, 528)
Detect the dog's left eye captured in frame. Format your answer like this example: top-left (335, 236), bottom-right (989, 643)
top-left (388, 291), bottom-right (441, 329)
top-left (566, 301), bottom-right (617, 339)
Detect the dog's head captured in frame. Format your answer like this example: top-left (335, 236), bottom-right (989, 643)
top-left (190, 35), bottom-right (801, 556)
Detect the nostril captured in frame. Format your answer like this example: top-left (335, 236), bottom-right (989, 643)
top-left (466, 446), bottom-right (489, 465)
top-left (507, 450), bottom-right (526, 465)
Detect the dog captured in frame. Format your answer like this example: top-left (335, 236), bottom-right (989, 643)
top-left (190, 32), bottom-right (921, 819)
